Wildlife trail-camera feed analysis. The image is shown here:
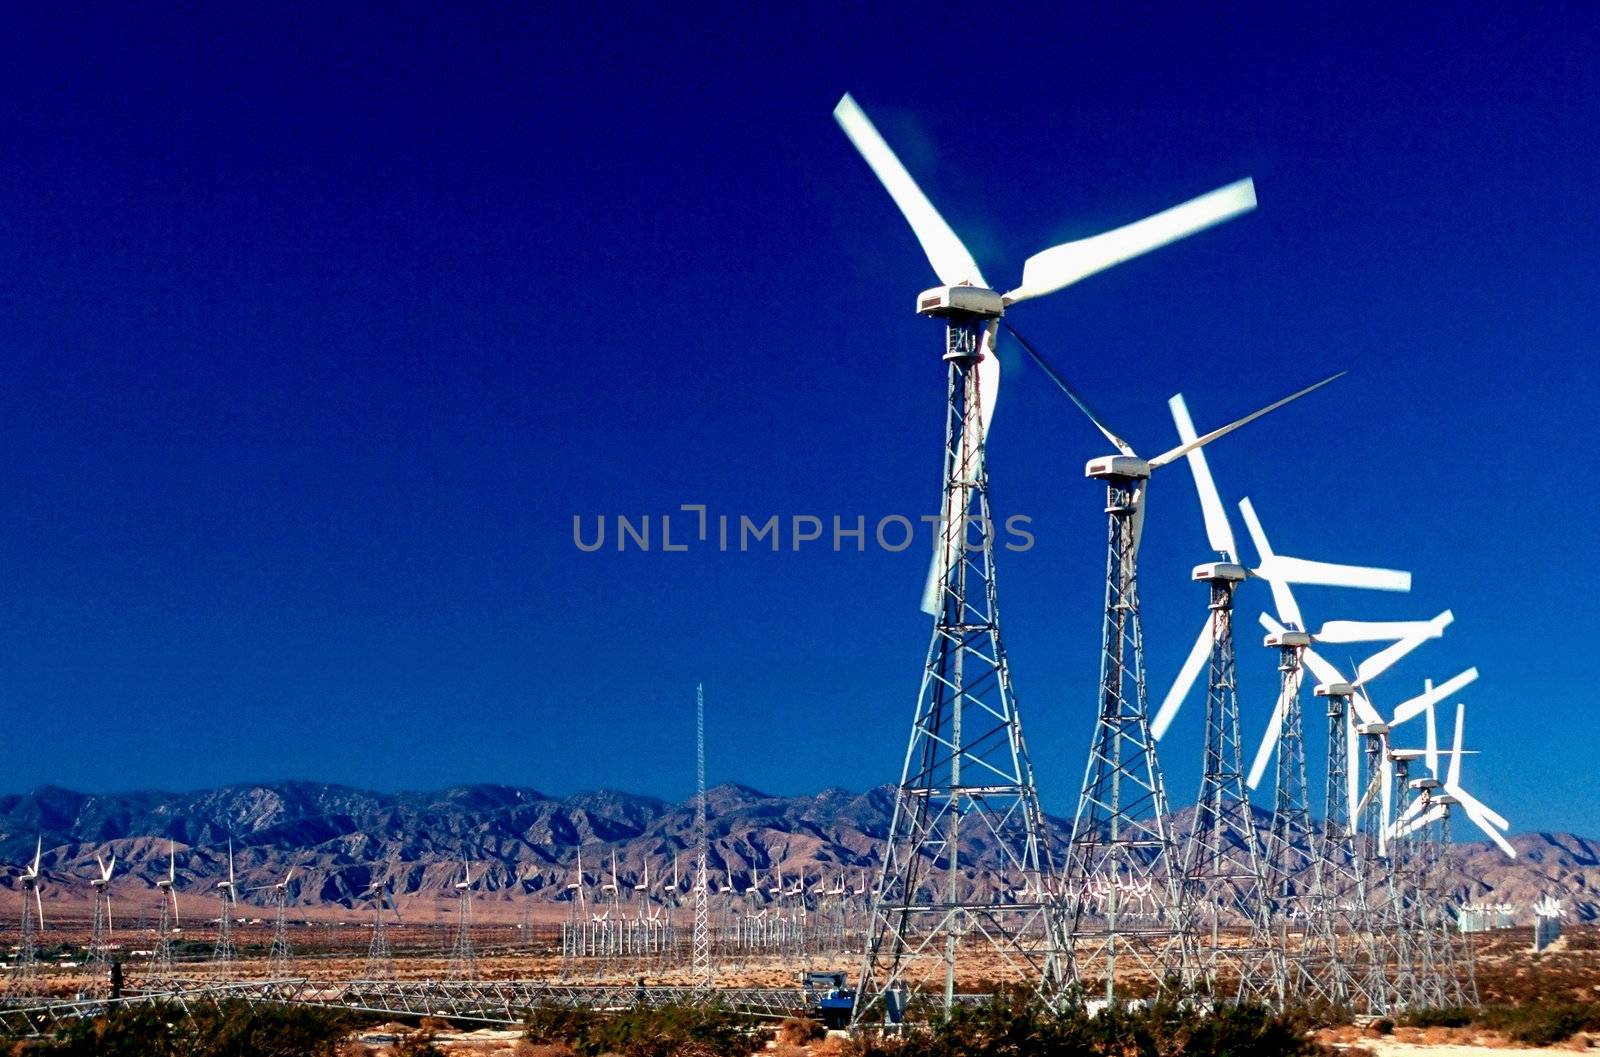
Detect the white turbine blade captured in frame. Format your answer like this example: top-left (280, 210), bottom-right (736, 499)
top-left (1314, 619), bottom-right (1437, 644)
top-left (1425, 696), bottom-right (1439, 775)
top-left (1378, 754), bottom-right (1393, 855)
top-left (1242, 502), bottom-right (1302, 629)
top-left (1392, 667), bottom-right (1479, 726)
top-left (1351, 687), bottom-right (1384, 727)
top-left (1258, 556), bottom-right (1411, 592)
top-left (1448, 703), bottom-right (1465, 788)
top-left (976, 319), bottom-right (1001, 442)
top-left (1005, 178), bottom-right (1256, 304)
top-left (1153, 620), bottom-right (1214, 741)
top-left (1148, 372), bottom-right (1345, 470)
top-left (1298, 641), bottom-right (1350, 689)
top-left (1168, 393), bottom-right (1235, 559)
top-left (833, 94), bottom-right (986, 288)
top-left (1394, 792), bottom-right (1428, 828)
top-left (32, 836), bottom-right (41, 874)
top-left (1247, 682), bottom-right (1291, 791)
top-left (1350, 609), bottom-right (1450, 686)
top-left (35, 887), bottom-right (44, 931)
top-left (1007, 324), bottom-right (1135, 456)
top-left (1447, 782), bottom-right (1509, 832)
top-left (1346, 710), bottom-right (1361, 826)
top-left (1460, 800), bottom-right (1516, 858)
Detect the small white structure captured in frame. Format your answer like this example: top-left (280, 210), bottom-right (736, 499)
top-left (1533, 896), bottom-right (1565, 952)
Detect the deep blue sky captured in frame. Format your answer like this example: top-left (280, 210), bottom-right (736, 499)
top-left (0, 7), bottom-right (1595, 835)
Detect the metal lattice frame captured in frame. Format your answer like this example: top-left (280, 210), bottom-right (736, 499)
top-left (854, 316), bottom-right (1062, 1026)
top-left (1060, 471), bottom-right (1188, 1003)
top-left (1178, 577), bottom-right (1279, 1003)
top-left (692, 683), bottom-right (713, 1000)
top-left (1261, 638), bottom-right (1318, 998)
top-left (1301, 689), bottom-right (1376, 1010)
top-left (448, 876), bottom-right (479, 981)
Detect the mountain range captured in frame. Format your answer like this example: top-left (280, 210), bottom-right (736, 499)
top-left (0, 782), bottom-right (1592, 923)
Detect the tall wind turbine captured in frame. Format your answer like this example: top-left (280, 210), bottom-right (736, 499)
top-left (446, 858), bottom-right (479, 981)
top-left (362, 873), bottom-right (398, 979)
top-left (836, 92), bottom-right (1253, 1021)
top-left (247, 865), bottom-right (297, 977)
top-left (1016, 333), bottom-right (1343, 1001)
top-left (212, 840), bottom-right (238, 968)
top-left (87, 852), bottom-right (117, 979)
top-left (13, 838), bottom-right (44, 991)
top-left (150, 842), bottom-right (181, 978)
top-left (1153, 393), bottom-right (1410, 1004)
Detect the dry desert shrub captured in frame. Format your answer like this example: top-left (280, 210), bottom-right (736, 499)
top-left (811, 1035), bottom-right (846, 1057)
top-left (770, 1045), bottom-right (811, 1057)
top-left (777, 1019), bottom-right (825, 1046)
top-left (516, 1044), bottom-right (579, 1057)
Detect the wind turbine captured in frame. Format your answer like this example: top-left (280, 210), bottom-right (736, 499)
top-left (837, 90), bottom-right (1258, 1014)
top-left (1018, 337), bottom-right (1344, 1000)
top-left (1152, 395), bottom-right (1412, 741)
top-left (1151, 393), bottom-right (1407, 1001)
top-left (1433, 703), bottom-right (1514, 858)
top-left (150, 842), bottom-right (181, 977)
top-left (247, 864), bottom-right (297, 976)
top-left (446, 857), bottom-right (478, 981)
top-left (87, 851), bottom-right (117, 975)
top-left (835, 93), bottom-right (1258, 615)
top-left (11, 838), bottom-right (44, 988)
top-left (361, 873), bottom-right (398, 978)
top-left (212, 840), bottom-right (238, 967)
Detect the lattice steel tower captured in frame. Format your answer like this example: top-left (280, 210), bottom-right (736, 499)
top-left (1178, 565), bottom-right (1279, 1002)
top-left (854, 301), bottom-right (1062, 1026)
top-left (1060, 457), bottom-right (1188, 1003)
top-left (1302, 683), bottom-right (1376, 1009)
top-left (1261, 630), bottom-right (1318, 996)
top-left (692, 683), bottom-right (712, 1000)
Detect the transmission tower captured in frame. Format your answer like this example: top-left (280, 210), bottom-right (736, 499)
top-left (854, 307), bottom-right (1062, 1026)
top-left (1178, 567), bottom-right (1279, 1002)
top-left (692, 683), bottom-right (712, 1000)
top-left (1060, 458), bottom-right (1188, 1004)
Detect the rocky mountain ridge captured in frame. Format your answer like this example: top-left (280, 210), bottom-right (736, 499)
top-left (0, 782), bottom-right (1590, 922)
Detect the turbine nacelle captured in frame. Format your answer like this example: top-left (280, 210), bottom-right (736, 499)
top-left (1264, 630), bottom-right (1312, 648)
top-left (916, 285), bottom-right (1005, 320)
top-left (1193, 561), bottom-right (1248, 583)
top-left (1085, 455), bottom-right (1151, 481)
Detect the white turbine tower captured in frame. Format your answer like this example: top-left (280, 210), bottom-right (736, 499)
top-left (87, 852), bottom-right (117, 977)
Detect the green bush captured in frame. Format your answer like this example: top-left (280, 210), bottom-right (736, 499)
top-left (1479, 1001), bottom-right (1600, 1046)
top-left (27, 1001), bottom-right (353, 1057)
top-left (1399, 1006), bottom-right (1473, 1028)
top-left (841, 994), bottom-right (1320, 1057)
top-left (524, 1003), bottom-right (750, 1057)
